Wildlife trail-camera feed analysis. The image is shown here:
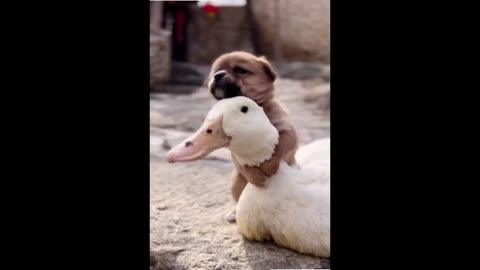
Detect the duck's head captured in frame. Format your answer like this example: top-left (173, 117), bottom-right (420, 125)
top-left (166, 96), bottom-right (279, 166)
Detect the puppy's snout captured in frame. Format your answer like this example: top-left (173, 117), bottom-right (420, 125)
top-left (214, 70), bottom-right (227, 81)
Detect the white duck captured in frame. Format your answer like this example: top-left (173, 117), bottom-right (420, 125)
top-left (166, 96), bottom-right (330, 258)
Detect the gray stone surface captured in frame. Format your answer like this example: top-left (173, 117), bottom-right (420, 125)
top-left (169, 62), bottom-right (211, 86)
top-left (274, 62), bottom-right (330, 81)
top-left (186, 6), bottom-right (255, 65)
top-left (250, 0), bottom-right (330, 63)
top-left (150, 78), bottom-right (330, 269)
top-left (150, 30), bottom-right (172, 91)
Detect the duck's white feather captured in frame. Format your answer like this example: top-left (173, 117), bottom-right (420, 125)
top-left (187, 96), bottom-right (330, 257)
top-left (296, 138), bottom-right (330, 169)
top-left (236, 138), bottom-right (330, 257)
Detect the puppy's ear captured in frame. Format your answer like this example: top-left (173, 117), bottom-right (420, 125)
top-left (258, 56), bottom-right (277, 82)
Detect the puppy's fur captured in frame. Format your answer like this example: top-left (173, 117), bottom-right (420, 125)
top-left (208, 52), bottom-right (299, 212)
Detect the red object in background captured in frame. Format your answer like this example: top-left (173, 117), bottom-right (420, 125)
top-left (204, 2), bottom-right (219, 17)
top-left (176, 10), bottom-right (185, 42)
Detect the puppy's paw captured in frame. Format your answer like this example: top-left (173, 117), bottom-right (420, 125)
top-left (260, 158), bottom-right (280, 177)
top-left (225, 209), bottom-right (237, 223)
top-left (243, 166), bottom-right (267, 186)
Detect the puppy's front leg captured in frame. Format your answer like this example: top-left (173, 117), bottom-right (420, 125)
top-left (260, 129), bottom-right (299, 176)
top-left (231, 167), bottom-right (247, 202)
top-left (232, 152), bottom-right (267, 187)
top-left (242, 165), bottom-right (267, 187)
top-left (226, 167), bottom-right (248, 223)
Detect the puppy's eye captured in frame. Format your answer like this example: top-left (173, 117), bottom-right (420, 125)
top-left (233, 67), bottom-right (249, 75)
top-left (241, 106), bottom-right (248, 113)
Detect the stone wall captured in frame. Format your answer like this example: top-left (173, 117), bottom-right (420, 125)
top-left (150, 30), bottom-right (172, 91)
top-left (186, 6), bottom-right (254, 65)
top-left (250, 0), bottom-right (330, 63)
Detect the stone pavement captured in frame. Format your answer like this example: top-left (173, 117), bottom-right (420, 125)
top-left (150, 78), bottom-right (330, 270)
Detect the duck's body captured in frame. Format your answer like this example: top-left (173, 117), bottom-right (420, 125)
top-left (167, 97), bottom-right (330, 258)
top-left (236, 138), bottom-right (330, 257)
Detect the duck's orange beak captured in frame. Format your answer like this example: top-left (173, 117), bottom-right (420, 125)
top-left (166, 116), bottom-right (231, 163)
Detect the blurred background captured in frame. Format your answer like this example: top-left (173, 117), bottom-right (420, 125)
top-left (150, 0), bottom-right (330, 91)
top-left (150, 1), bottom-right (331, 269)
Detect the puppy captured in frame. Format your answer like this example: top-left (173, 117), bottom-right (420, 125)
top-left (207, 51), bottom-right (299, 222)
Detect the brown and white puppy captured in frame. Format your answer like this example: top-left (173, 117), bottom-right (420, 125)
top-left (208, 51), bottom-right (299, 222)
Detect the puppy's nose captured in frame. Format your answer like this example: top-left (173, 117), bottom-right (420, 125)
top-left (214, 70), bottom-right (227, 81)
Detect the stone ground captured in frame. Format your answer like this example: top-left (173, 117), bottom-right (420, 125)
top-left (150, 77), bottom-right (330, 270)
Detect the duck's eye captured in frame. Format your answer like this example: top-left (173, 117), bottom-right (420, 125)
top-left (206, 129), bottom-right (212, 134)
top-left (233, 67), bottom-right (249, 75)
top-left (241, 106), bottom-right (248, 113)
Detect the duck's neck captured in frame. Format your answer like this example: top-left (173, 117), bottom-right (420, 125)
top-left (232, 144), bottom-right (276, 167)
top-left (227, 105), bottom-right (280, 166)
top-left (230, 138), bottom-right (278, 167)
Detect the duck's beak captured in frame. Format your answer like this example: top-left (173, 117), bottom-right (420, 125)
top-left (166, 116), bottom-right (231, 163)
